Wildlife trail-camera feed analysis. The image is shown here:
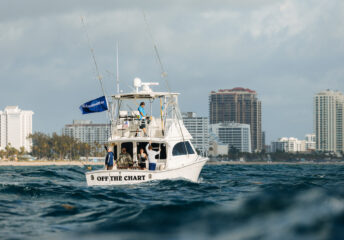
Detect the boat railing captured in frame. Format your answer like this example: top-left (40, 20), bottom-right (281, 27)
top-left (111, 115), bottom-right (165, 139)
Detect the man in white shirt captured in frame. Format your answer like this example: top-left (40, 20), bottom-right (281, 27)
top-left (145, 142), bottom-right (160, 171)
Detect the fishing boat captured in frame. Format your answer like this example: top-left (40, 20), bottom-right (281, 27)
top-left (85, 78), bottom-right (208, 186)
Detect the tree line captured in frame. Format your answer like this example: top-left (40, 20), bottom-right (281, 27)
top-left (0, 132), bottom-right (106, 161)
top-left (210, 145), bottom-right (343, 162)
top-left (0, 144), bottom-right (27, 160)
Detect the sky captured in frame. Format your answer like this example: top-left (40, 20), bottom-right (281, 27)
top-left (0, 0), bottom-right (343, 143)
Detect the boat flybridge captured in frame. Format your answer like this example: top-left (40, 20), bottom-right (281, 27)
top-left (86, 78), bottom-right (208, 186)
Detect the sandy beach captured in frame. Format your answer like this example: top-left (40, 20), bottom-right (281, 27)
top-left (0, 160), bottom-right (104, 167)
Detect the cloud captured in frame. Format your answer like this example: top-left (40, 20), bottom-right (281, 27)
top-left (0, 0), bottom-right (343, 142)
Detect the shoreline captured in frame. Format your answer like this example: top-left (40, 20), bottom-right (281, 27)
top-left (0, 160), bottom-right (343, 166)
top-left (207, 161), bottom-right (344, 165)
top-left (0, 160), bottom-right (104, 167)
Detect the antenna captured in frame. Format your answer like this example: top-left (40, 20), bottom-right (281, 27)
top-left (116, 41), bottom-right (120, 94)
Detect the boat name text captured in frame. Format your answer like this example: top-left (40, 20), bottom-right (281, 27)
top-left (96, 175), bottom-right (146, 181)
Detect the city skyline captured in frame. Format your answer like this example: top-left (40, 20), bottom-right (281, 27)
top-left (1, 0), bottom-right (344, 143)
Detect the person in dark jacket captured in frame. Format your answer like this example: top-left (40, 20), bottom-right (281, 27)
top-left (105, 147), bottom-right (114, 170)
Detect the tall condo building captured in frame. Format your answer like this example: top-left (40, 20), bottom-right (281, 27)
top-left (210, 122), bottom-right (252, 153)
top-left (0, 106), bottom-right (34, 151)
top-left (182, 112), bottom-right (209, 155)
top-left (314, 90), bottom-right (344, 152)
top-left (209, 88), bottom-right (262, 151)
top-left (62, 120), bottom-right (110, 146)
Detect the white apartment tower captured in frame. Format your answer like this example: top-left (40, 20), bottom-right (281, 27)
top-left (62, 120), bottom-right (110, 146)
top-left (210, 122), bottom-right (252, 153)
top-left (305, 134), bottom-right (316, 151)
top-left (314, 90), bottom-right (344, 152)
top-left (182, 112), bottom-right (209, 155)
top-left (0, 106), bottom-right (34, 151)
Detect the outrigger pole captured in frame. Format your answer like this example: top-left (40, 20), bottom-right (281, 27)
top-left (116, 41), bottom-right (120, 94)
top-left (80, 16), bottom-right (113, 129)
top-left (142, 11), bottom-right (170, 92)
top-left (143, 11), bottom-right (169, 137)
top-left (142, 11), bottom-right (189, 155)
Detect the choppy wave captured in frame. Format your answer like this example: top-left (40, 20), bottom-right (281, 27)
top-left (0, 164), bottom-right (344, 240)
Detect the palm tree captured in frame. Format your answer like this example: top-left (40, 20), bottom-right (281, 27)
top-left (19, 146), bottom-right (26, 156)
top-left (0, 150), bottom-right (6, 160)
top-left (5, 143), bottom-right (19, 161)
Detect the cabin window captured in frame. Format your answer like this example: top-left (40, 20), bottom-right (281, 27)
top-left (151, 143), bottom-right (167, 160)
top-left (172, 141), bottom-right (195, 156)
top-left (121, 142), bottom-right (133, 158)
top-left (137, 142), bottom-right (167, 160)
top-left (111, 144), bottom-right (118, 159)
top-left (137, 142), bottom-right (148, 155)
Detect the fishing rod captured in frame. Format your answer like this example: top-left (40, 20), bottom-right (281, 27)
top-left (142, 11), bottom-right (188, 155)
top-left (142, 11), bottom-right (170, 92)
top-left (80, 16), bottom-right (113, 133)
top-left (80, 16), bottom-right (107, 100)
top-left (116, 41), bottom-right (120, 94)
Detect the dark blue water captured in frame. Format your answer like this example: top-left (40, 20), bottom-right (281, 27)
top-left (1, 164), bottom-right (344, 240)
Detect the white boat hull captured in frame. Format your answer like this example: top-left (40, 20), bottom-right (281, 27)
top-left (86, 158), bottom-right (207, 186)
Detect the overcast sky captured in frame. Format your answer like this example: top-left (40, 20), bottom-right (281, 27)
top-left (1, 0), bottom-right (343, 142)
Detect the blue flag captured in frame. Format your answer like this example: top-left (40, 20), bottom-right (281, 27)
top-left (79, 96), bottom-right (108, 114)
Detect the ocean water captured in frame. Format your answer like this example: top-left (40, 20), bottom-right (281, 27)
top-left (0, 164), bottom-right (344, 240)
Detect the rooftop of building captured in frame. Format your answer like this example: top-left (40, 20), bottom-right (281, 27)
top-left (64, 120), bottom-right (110, 127)
top-left (73, 120), bottom-right (93, 125)
top-left (64, 124), bottom-right (110, 127)
top-left (182, 112), bottom-right (208, 119)
top-left (276, 137), bottom-right (300, 142)
top-left (5, 106), bottom-right (19, 110)
top-left (3, 106), bottom-right (20, 113)
top-left (316, 89), bottom-right (344, 96)
top-left (182, 112), bottom-right (197, 118)
top-left (1, 106), bottom-right (34, 114)
top-left (210, 87), bottom-right (256, 94)
top-left (210, 121), bottom-right (250, 128)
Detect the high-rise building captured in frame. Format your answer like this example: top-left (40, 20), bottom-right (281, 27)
top-left (182, 112), bottom-right (209, 155)
top-left (314, 90), bottom-right (344, 152)
top-left (262, 131), bottom-right (266, 150)
top-left (271, 137), bottom-right (306, 153)
top-left (210, 122), bottom-right (251, 153)
top-left (62, 120), bottom-right (110, 146)
top-left (0, 106), bottom-right (34, 151)
top-left (209, 88), bottom-right (262, 151)
top-left (305, 134), bottom-right (316, 151)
